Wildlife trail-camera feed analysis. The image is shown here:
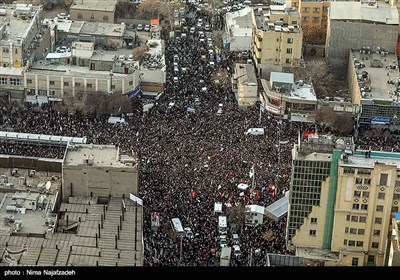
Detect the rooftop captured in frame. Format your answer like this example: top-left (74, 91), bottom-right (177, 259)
top-left (329, 1), bottom-right (399, 25)
top-left (296, 247), bottom-right (339, 262)
top-left (226, 7), bottom-right (256, 37)
top-left (63, 144), bottom-right (137, 168)
top-left (351, 49), bottom-right (399, 101)
top-left (0, 196), bottom-right (143, 266)
top-left (71, 21), bottom-right (126, 37)
top-left (234, 63), bottom-right (258, 85)
top-left (70, 0), bottom-right (118, 12)
top-left (271, 72), bottom-right (294, 84)
top-left (0, 4), bottom-right (40, 46)
top-left (290, 81), bottom-right (317, 102)
top-left (340, 149), bottom-right (400, 168)
top-left (265, 191), bottom-right (289, 221)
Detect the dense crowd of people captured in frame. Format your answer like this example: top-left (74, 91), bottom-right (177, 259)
top-left (0, 3), bottom-right (398, 267)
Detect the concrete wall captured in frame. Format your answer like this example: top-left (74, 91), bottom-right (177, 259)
top-left (70, 9), bottom-right (115, 23)
top-left (62, 165), bottom-right (138, 202)
top-left (326, 21), bottom-right (398, 72)
top-left (0, 155), bottom-right (62, 173)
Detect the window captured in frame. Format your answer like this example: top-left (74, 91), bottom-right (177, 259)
top-left (2, 48), bottom-right (9, 53)
top-left (27, 79), bottom-right (32, 84)
top-left (90, 14), bottom-right (95, 20)
top-left (361, 204), bottom-right (368, 210)
top-left (357, 229), bottom-right (365, 235)
top-left (1, 77), bottom-right (7, 84)
top-left (356, 241), bottom-right (364, 247)
top-left (346, 215), bottom-right (351, 221)
top-left (286, 48), bottom-right (292, 54)
top-left (378, 192), bottom-right (385, 200)
top-left (356, 177), bottom-right (363, 184)
top-left (392, 206), bottom-right (399, 213)
top-left (371, 242), bottom-right (379, 249)
top-left (322, 15), bottom-right (327, 21)
top-left (129, 81), bottom-right (133, 86)
top-left (348, 240), bottom-right (356, 246)
top-left (311, 218), bottom-right (317, 224)
top-left (380, 173), bottom-right (388, 186)
top-left (285, 58), bottom-right (291, 64)
top-left (362, 191), bottom-right (369, 198)
top-left (303, 7), bottom-right (309, 12)
top-left (354, 191), bottom-right (361, 197)
top-left (111, 85), bottom-right (116, 90)
top-left (374, 217), bottom-right (382, 224)
top-left (50, 90), bottom-right (55, 96)
top-left (87, 83), bottom-right (92, 88)
top-left (287, 38), bottom-right (293, 44)
top-left (351, 216), bottom-right (358, 222)
top-left (343, 239), bottom-right (347, 246)
top-left (352, 257), bottom-right (359, 266)
top-left (345, 227), bottom-right (349, 233)
top-left (364, 178), bottom-right (371, 185)
top-left (64, 82), bottom-right (69, 86)
top-left (313, 7), bottom-right (321, 13)
top-left (394, 193), bottom-right (400, 200)
top-left (75, 82), bottom-right (81, 87)
top-left (302, 16), bottom-right (309, 22)
top-left (15, 48), bottom-right (18, 54)
top-left (359, 216), bottom-right (367, 223)
top-left (9, 78), bottom-right (21, 86)
top-left (50, 81), bottom-right (55, 85)
top-left (376, 205), bottom-right (384, 212)
top-left (373, 230), bottom-right (380, 236)
top-left (352, 204), bottom-right (360, 210)
top-left (103, 15), bottom-right (109, 21)
top-left (368, 255), bottom-right (375, 264)
top-left (312, 17), bottom-right (319, 23)
top-left (349, 228), bottom-right (357, 234)
top-left (309, 230), bottom-right (316, 236)
top-left (77, 13), bottom-right (83, 19)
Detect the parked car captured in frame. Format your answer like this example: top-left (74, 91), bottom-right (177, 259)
top-left (220, 235), bottom-right (227, 247)
top-left (144, 24), bottom-right (150, 32)
top-left (233, 245), bottom-right (241, 256)
top-left (232, 233), bottom-right (240, 245)
top-left (136, 24), bottom-right (144, 31)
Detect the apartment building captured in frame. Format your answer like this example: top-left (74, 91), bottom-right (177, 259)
top-left (69, 0), bottom-right (118, 23)
top-left (224, 7), bottom-right (257, 51)
top-left (348, 48), bottom-right (400, 130)
top-left (298, 0), bottom-right (330, 28)
top-left (231, 63), bottom-right (258, 107)
top-left (252, 4), bottom-right (303, 78)
top-left (326, 1), bottom-right (399, 72)
top-left (287, 134), bottom-right (400, 266)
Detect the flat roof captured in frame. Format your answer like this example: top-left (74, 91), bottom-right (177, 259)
top-left (234, 63), bottom-right (258, 85)
top-left (226, 7), bottom-right (255, 36)
top-left (296, 247), bottom-right (339, 261)
top-left (290, 83), bottom-right (317, 102)
top-left (63, 144), bottom-right (136, 168)
top-left (265, 192), bottom-right (289, 221)
top-left (351, 50), bottom-right (398, 101)
top-left (70, 0), bottom-right (118, 12)
top-left (329, 2), bottom-right (399, 25)
top-left (77, 21), bottom-right (126, 37)
top-left (0, 5), bottom-right (40, 46)
top-left (271, 72), bottom-right (294, 84)
top-left (340, 150), bottom-right (400, 168)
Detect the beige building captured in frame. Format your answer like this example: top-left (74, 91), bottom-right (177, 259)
top-left (62, 144), bottom-right (139, 202)
top-left (69, 0), bottom-right (118, 23)
top-left (231, 63), bottom-right (258, 107)
top-left (253, 4), bottom-right (303, 78)
top-left (287, 135), bottom-right (400, 266)
top-left (298, 0), bottom-right (330, 28)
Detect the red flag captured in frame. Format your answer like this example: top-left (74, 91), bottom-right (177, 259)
top-left (221, 191), bottom-right (226, 198)
top-left (227, 196), bottom-right (233, 203)
top-left (191, 191), bottom-right (196, 198)
top-left (302, 131), bottom-right (315, 138)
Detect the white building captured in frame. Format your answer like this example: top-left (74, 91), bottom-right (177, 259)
top-left (245, 204), bottom-right (265, 226)
top-left (224, 7), bottom-right (256, 51)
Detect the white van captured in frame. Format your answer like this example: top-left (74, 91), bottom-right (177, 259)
top-left (218, 216), bottom-right (227, 235)
top-left (214, 202), bottom-right (223, 214)
top-left (171, 218), bottom-right (185, 237)
top-left (245, 128), bottom-right (264, 136)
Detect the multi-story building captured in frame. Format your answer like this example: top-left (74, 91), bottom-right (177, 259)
top-left (0, 4), bottom-right (50, 102)
top-left (223, 7), bottom-right (257, 51)
top-left (252, 4), bottom-right (303, 78)
top-left (297, 0), bottom-right (330, 28)
top-left (260, 71), bottom-right (317, 122)
top-left (69, 0), bottom-right (118, 23)
top-left (325, 1), bottom-right (399, 72)
top-left (287, 134), bottom-right (400, 266)
top-left (62, 144), bottom-right (139, 202)
top-left (231, 63), bottom-right (258, 107)
top-left (348, 48), bottom-right (400, 131)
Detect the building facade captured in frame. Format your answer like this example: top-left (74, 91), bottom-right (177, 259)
top-left (69, 0), bottom-right (117, 23)
top-left (62, 144), bottom-right (139, 202)
top-left (287, 134), bottom-right (400, 266)
top-left (231, 63), bottom-right (259, 107)
top-left (298, 0), bottom-right (330, 28)
top-left (325, 1), bottom-right (399, 72)
top-left (260, 72), bottom-right (317, 122)
top-left (252, 4), bottom-right (303, 78)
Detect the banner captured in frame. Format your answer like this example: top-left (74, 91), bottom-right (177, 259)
top-left (125, 84), bottom-right (141, 99)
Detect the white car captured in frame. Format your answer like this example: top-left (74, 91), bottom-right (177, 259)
top-left (217, 103), bottom-right (223, 115)
top-left (136, 24), bottom-right (144, 31)
top-left (118, 54), bottom-right (126, 61)
top-left (190, 27), bottom-right (196, 34)
top-left (220, 235), bottom-right (227, 247)
top-left (173, 77), bottom-right (179, 83)
top-left (128, 54), bottom-right (134, 61)
top-left (233, 245), bottom-right (241, 256)
top-left (144, 24), bottom-right (150, 32)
